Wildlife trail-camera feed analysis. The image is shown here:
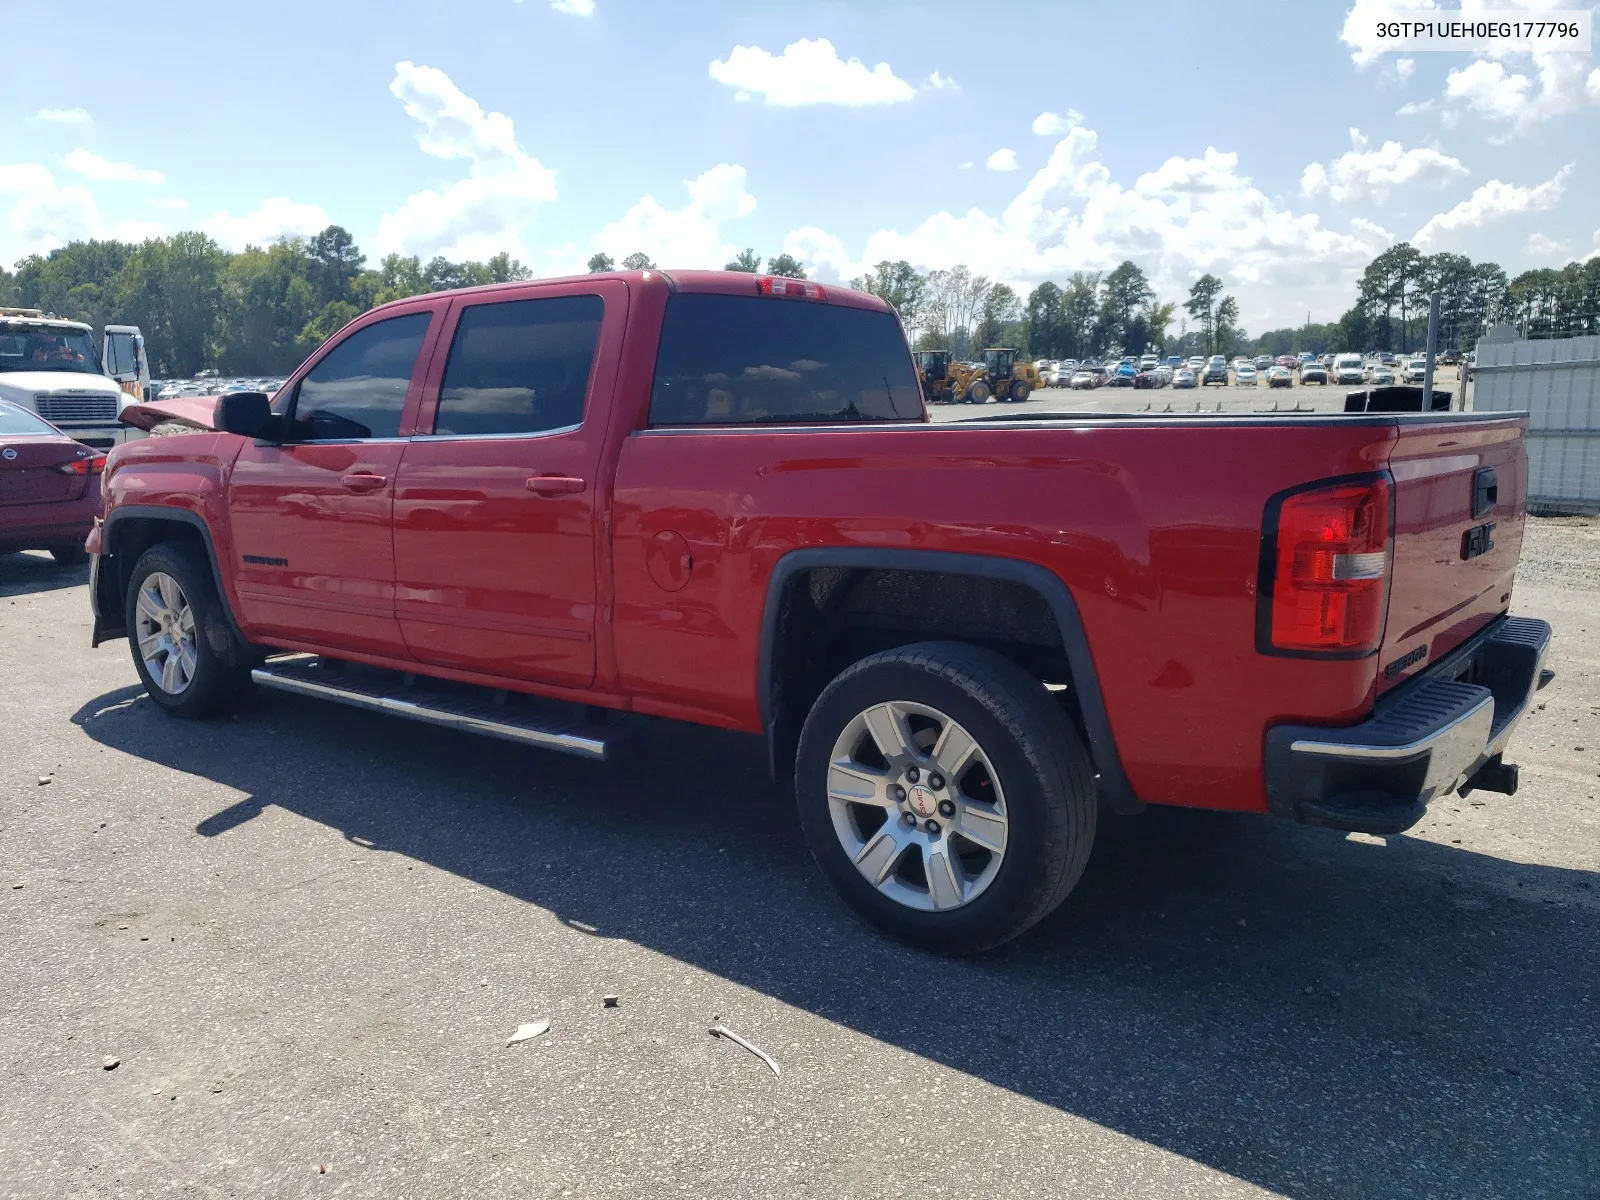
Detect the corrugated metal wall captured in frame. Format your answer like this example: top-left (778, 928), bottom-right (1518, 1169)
top-left (1473, 334), bottom-right (1600, 512)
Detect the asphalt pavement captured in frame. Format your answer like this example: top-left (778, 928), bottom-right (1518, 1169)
top-left (0, 513), bottom-right (1594, 1199)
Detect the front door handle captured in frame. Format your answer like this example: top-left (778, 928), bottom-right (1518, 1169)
top-left (341, 472), bottom-right (388, 492)
top-left (525, 475), bottom-right (586, 496)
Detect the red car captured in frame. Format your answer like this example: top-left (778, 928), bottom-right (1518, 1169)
top-left (0, 400), bottom-right (105, 563)
top-left (86, 270), bottom-right (1549, 951)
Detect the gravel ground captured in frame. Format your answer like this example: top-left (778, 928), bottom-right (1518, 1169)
top-left (0, 506), bottom-right (1594, 1199)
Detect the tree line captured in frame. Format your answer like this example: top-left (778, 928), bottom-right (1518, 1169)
top-left (3, 223), bottom-right (1596, 377)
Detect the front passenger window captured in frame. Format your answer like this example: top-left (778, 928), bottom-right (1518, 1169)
top-left (288, 312), bottom-right (432, 440)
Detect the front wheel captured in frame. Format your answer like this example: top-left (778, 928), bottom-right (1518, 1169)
top-left (795, 641), bottom-right (1096, 952)
top-left (966, 381), bottom-right (991, 404)
top-left (1010, 382), bottom-right (1031, 403)
top-left (125, 543), bottom-right (254, 718)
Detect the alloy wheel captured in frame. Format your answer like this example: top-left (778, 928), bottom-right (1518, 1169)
top-left (134, 571), bottom-right (198, 695)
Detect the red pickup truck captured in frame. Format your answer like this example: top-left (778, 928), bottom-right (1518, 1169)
top-left (86, 269), bottom-right (1551, 951)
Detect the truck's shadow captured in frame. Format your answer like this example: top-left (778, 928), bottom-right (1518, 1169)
top-left (0, 551), bottom-right (89, 598)
top-left (75, 684), bottom-right (1596, 1198)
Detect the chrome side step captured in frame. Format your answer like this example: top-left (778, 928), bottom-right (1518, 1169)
top-left (251, 657), bottom-right (610, 761)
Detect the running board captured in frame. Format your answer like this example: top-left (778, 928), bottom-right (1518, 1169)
top-left (250, 657), bottom-right (611, 761)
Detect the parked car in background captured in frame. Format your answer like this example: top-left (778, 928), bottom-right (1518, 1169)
top-left (1164, 355), bottom-right (1183, 370)
top-left (1107, 363), bottom-right (1138, 387)
top-left (1275, 355), bottom-right (1297, 371)
top-left (1297, 352), bottom-right (1315, 368)
top-left (1404, 359), bottom-right (1426, 383)
top-left (1139, 355), bottom-right (1160, 372)
top-left (1300, 361), bottom-right (1328, 385)
top-left (1069, 370), bottom-right (1097, 389)
top-left (0, 399), bottom-right (105, 562)
top-left (1187, 356), bottom-right (1206, 372)
top-left (1333, 354), bottom-right (1366, 386)
top-left (1172, 368), bottom-right (1197, 388)
top-left (1267, 366), bottom-right (1293, 388)
top-left (1368, 364), bottom-right (1397, 386)
top-left (1235, 364), bottom-right (1258, 386)
top-left (1202, 356), bottom-right (1229, 386)
top-left (1254, 355), bottom-right (1273, 372)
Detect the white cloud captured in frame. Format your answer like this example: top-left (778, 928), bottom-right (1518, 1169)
top-left (1299, 129), bottom-right (1467, 204)
top-left (550, 0), bottom-right (594, 13)
top-left (987, 148), bottom-right (1019, 172)
top-left (1445, 51), bottom-right (1599, 133)
top-left (1413, 164), bottom-right (1572, 247)
top-left (925, 71), bottom-right (957, 91)
top-left (956, 161), bottom-right (974, 171)
top-left (708, 38), bottom-right (916, 106)
top-left (591, 163), bottom-right (756, 268)
top-left (63, 149), bottom-right (165, 185)
top-left (0, 162), bottom-right (163, 262)
top-left (780, 126), bottom-right (1390, 330)
top-left (1396, 98), bottom-right (1435, 116)
top-left (32, 107), bottom-right (91, 124)
top-left (1340, 0), bottom-right (1439, 66)
top-left (1396, 57), bottom-right (1415, 82)
top-left (376, 61), bottom-right (559, 261)
top-left (150, 197), bottom-right (188, 210)
top-left (1031, 110), bottom-right (1083, 137)
top-left (203, 197), bottom-right (332, 251)
top-left (1524, 233), bottom-right (1567, 258)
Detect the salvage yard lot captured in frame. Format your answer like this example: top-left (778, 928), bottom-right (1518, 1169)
top-left (1, 515), bottom-right (1595, 1199)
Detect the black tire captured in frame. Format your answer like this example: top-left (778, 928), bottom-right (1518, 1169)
top-left (795, 641), bottom-right (1097, 953)
top-left (124, 542), bottom-right (254, 718)
top-left (49, 545), bottom-right (88, 566)
top-left (1010, 382), bottom-right (1031, 403)
top-left (967, 381), bottom-right (990, 404)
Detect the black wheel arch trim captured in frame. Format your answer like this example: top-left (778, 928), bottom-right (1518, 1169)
top-left (757, 547), bottom-right (1142, 814)
top-left (94, 506), bottom-right (247, 650)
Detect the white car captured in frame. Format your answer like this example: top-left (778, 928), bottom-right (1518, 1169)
top-left (1368, 364), bottom-right (1397, 386)
top-left (1235, 364), bottom-right (1258, 386)
top-left (1404, 359), bottom-right (1426, 383)
top-left (1332, 354), bottom-right (1365, 386)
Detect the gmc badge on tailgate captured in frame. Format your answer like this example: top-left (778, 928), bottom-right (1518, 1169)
top-left (1462, 522), bottom-right (1496, 560)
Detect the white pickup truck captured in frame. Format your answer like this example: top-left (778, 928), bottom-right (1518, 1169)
top-left (0, 309), bottom-right (150, 449)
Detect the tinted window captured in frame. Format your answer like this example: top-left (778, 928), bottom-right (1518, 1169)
top-left (289, 312), bottom-right (431, 440)
top-left (0, 403), bottom-right (57, 436)
top-left (649, 294), bottom-right (920, 425)
top-left (433, 296), bottom-right (603, 437)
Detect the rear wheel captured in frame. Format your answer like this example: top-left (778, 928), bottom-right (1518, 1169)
top-left (796, 641), bottom-right (1096, 953)
top-left (125, 543), bottom-right (254, 718)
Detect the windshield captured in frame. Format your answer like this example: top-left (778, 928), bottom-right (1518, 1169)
top-left (0, 324), bottom-right (103, 375)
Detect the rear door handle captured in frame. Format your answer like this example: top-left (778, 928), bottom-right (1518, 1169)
top-left (525, 475), bottom-right (586, 496)
top-left (341, 472), bottom-right (388, 492)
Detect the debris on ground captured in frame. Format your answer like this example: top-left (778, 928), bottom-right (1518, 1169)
top-left (37, 776), bottom-right (52, 786)
top-left (602, 994), bottom-right (620, 1008)
top-left (11, 882), bottom-right (21, 890)
top-left (506, 1017), bottom-right (551, 1046)
top-left (709, 1024), bottom-right (781, 1077)
top-left (101, 1056), bottom-right (119, 1071)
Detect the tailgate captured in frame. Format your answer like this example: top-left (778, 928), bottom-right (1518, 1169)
top-left (0, 437), bottom-right (89, 506)
top-left (1378, 415), bottom-right (1527, 694)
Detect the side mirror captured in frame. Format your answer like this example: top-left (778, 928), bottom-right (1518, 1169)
top-left (218, 391), bottom-right (274, 439)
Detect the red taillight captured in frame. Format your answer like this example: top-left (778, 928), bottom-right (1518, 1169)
top-left (55, 454), bottom-right (107, 476)
top-left (756, 276), bottom-right (827, 301)
top-left (1260, 475), bottom-right (1392, 655)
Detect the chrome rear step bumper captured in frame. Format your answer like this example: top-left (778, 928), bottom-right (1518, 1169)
top-left (1264, 616), bottom-right (1552, 835)
top-left (251, 657), bottom-right (612, 761)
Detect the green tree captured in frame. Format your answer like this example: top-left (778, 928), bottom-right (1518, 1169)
top-left (724, 248), bottom-right (761, 272)
top-left (1098, 261), bottom-right (1154, 349)
top-left (1144, 301), bottom-right (1176, 353)
top-left (1024, 282), bottom-right (1065, 357)
top-left (765, 253), bottom-right (807, 279)
top-left (307, 225), bottom-right (365, 307)
top-left (297, 300), bottom-right (361, 354)
top-left (1215, 295), bottom-right (1241, 357)
top-left (587, 252), bottom-right (615, 273)
top-left (852, 260), bottom-right (926, 329)
top-left (1184, 274), bottom-right (1225, 354)
top-left (1062, 272), bottom-right (1101, 359)
top-left (621, 252), bottom-right (656, 271)
top-left (216, 238), bottom-right (319, 375)
top-left (973, 283), bottom-right (1022, 349)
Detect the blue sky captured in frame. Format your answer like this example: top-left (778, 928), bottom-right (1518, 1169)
top-left (2, 0), bottom-right (1595, 331)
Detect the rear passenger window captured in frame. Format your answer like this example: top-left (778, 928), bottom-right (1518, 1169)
top-left (649, 294), bottom-right (921, 425)
top-left (432, 296), bottom-right (604, 437)
top-left (290, 312), bottom-right (431, 440)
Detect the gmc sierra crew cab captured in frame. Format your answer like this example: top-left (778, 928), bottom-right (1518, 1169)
top-left (86, 269), bottom-right (1551, 952)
